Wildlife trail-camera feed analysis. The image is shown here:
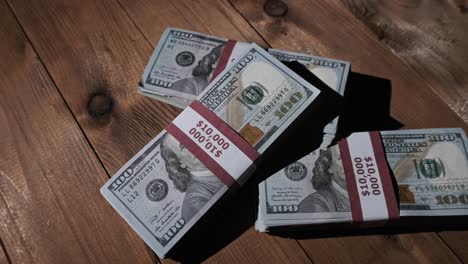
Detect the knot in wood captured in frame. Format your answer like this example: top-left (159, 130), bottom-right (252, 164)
top-left (87, 92), bottom-right (114, 118)
top-left (264, 0), bottom-right (288, 17)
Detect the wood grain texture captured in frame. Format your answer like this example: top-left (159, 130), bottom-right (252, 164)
top-left (438, 231), bottom-right (468, 262)
top-left (7, 0), bottom-right (179, 172)
top-left (339, 0), bottom-right (468, 123)
top-left (299, 234), bottom-right (461, 264)
top-left (230, 0), bottom-right (467, 262)
top-left (0, 241), bottom-right (10, 264)
top-left (117, 0), bottom-right (268, 47)
top-left (0, 0), bottom-right (157, 263)
top-left (201, 229), bottom-right (312, 264)
top-left (6, 0), bottom-right (312, 262)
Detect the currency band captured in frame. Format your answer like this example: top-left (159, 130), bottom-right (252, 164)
top-left (210, 39), bottom-right (237, 82)
top-left (338, 131), bottom-right (399, 222)
top-left (166, 100), bottom-right (259, 187)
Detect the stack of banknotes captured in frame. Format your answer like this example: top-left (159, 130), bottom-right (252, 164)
top-left (101, 28), bottom-right (468, 258)
top-left (138, 29), bottom-right (250, 108)
top-left (256, 128), bottom-right (468, 231)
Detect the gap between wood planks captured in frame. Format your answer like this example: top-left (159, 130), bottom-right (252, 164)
top-left (3, 0), bottom-right (112, 186)
top-left (0, 238), bottom-right (11, 264)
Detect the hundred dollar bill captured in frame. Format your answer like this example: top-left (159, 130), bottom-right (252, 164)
top-left (383, 128), bottom-right (468, 216)
top-left (256, 144), bottom-right (352, 232)
top-left (257, 128), bottom-right (468, 231)
top-left (139, 28), bottom-right (249, 108)
top-left (101, 43), bottom-right (322, 257)
top-left (268, 49), bottom-right (350, 135)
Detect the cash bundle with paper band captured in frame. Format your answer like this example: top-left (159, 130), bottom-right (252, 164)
top-left (337, 131), bottom-right (399, 222)
top-left (138, 28), bottom-right (250, 108)
top-left (257, 131), bottom-right (400, 231)
top-left (256, 128), bottom-right (468, 232)
top-left (101, 43), bottom-right (327, 258)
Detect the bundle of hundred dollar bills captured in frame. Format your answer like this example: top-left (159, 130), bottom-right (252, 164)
top-left (256, 128), bottom-right (468, 232)
top-left (100, 29), bottom-right (335, 258)
top-left (137, 27), bottom-right (350, 150)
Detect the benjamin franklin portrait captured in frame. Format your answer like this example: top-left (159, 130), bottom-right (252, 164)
top-left (171, 44), bottom-right (225, 95)
top-left (160, 134), bottom-right (223, 221)
top-left (298, 148), bottom-right (351, 213)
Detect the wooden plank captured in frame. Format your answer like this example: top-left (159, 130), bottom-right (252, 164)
top-left (117, 0), bottom-right (267, 47)
top-left (338, 0), bottom-right (468, 123)
top-left (332, 2), bottom-right (468, 257)
top-left (0, 241), bottom-right (10, 264)
top-left (6, 0), bottom-right (312, 262)
top-left (299, 234), bottom-right (460, 264)
top-left (0, 0), bottom-right (157, 263)
top-left (230, 0), bottom-right (467, 263)
top-left (438, 231), bottom-right (468, 262)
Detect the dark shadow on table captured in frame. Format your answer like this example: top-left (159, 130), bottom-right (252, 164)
top-left (265, 215), bottom-right (468, 239)
top-left (334, 72), bottom-right (403, 142)
top-left (257, 70), bottom-right (404, 180)
top-left (165, 63), bottom-right (404, 263)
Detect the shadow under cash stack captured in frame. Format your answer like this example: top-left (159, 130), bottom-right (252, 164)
top-left (256, 128), bottom-right (468, 232)
top-left (101, 43), bottom-right (323, 258)
top-left (268, 49), bottom-right (350, 147)
top-left (139, 28), bottom-right (249, 108)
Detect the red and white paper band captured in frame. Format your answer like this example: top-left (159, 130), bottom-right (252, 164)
top-left (210, 39), bottom-right (237, 82)
top-left (166, 100), bottom-right (259, 187)
top-left (338, 131), bottom-right (399, 222)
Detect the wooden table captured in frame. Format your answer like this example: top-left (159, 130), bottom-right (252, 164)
top-left (1, 0), bottom-right (468, 263)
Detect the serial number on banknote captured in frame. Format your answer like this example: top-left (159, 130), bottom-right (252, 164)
top-left (414, 184), bottom-right (467, 192)
top-left (167, 39), bottom-right (210, 51)
top-left (121, 160), bottom-right (160, 203)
